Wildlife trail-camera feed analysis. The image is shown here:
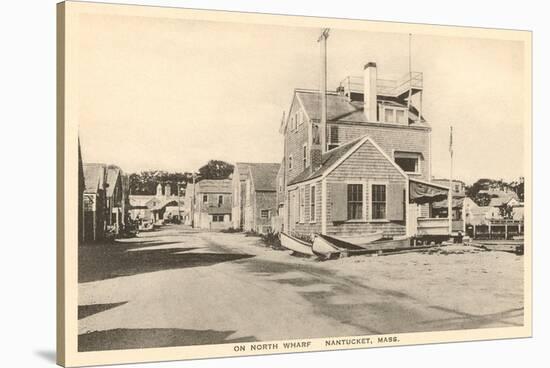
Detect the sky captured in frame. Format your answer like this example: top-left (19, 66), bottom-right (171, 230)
top-left (77, 13), bottom-right (526, 184)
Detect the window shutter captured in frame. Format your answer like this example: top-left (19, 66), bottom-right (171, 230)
top-left (330, 183), bottom-right (348, 222)
top-left (387, 183), bottom-right (405, 221)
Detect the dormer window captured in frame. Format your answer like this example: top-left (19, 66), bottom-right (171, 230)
top-left (382, 106), bottom-right (407, 124)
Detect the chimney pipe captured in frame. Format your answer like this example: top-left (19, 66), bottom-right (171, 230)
top-left (363, 62), bottom-right (378, 121)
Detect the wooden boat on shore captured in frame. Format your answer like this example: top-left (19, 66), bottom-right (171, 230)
top-left (331, 231), bottom-right (384, 247)
top-left (314, 234), bottom-right (413, 258)
top-left (280, 232), bottom-right (314, 256)
top-left (312, 234), bottom-right (365, 259)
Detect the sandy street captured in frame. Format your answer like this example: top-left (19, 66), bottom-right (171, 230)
top-left (78, 224), bottom-right (524, 352)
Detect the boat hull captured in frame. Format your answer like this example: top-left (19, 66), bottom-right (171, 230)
top-left (312, 236), bottom-right (341, 258)
top-left (332, 231), bottom-right (384, 246)
top-left (320, 234), bottom-right (411, 255)
top-left (280, 232), bottom-right (314, 256)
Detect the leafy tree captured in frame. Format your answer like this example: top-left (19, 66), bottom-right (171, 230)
top-left (197, 160), bottom-right (234, 180)
top-left (129, 171), bottom-right (193, 195)
top-left (510, 178), bottom-right (524, 202)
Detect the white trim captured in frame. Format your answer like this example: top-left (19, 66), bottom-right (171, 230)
top-left (344, 180), bottom-right (366, 222)
top-left (295, 92), bottom-right (312, 123)
top-left (405, 177), bottom-right (410, 237)
top-left (369, 180), bottom-right (389, 221)
top-left (302, 143), bottom-right (308, 169)
top-left (299, 185), bottom-right (305, 224)
top-left (287, 134), bottom-right (408, 189)
top-left (321, 179), bottom-right (327, 235)
top-left (393, 150), bottom-right (422, 175)
top-left (366, 137), bottom-right (409, 179)
top-left (309, 184), bottom-right (317, 223)
top-left (381, 105), bottom-right (408, 124)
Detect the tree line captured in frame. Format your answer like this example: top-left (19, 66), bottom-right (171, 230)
top-left (465, 177), bottom-right (524, 206)
top-left (129, 160), bottom-right (234, 195)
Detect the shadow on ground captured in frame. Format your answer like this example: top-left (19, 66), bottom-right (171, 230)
top-left (244, 257), bottom-right (524, 335)
top-left (34, 350), bottom-right (56, 363)
top-left (79, 240), bottom-right (255, 283)
top-left (78, 302), bottom-right (128, 320)
top-left (78, 328), bottom-right (257, 352)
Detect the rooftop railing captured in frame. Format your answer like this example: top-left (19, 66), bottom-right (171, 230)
top-left (340, 72), bottom-right (423, 98)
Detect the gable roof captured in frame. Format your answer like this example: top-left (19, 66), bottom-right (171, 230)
top-left (288, 135), bottom-right (407, 186)
top-left (489, 196), bottom-right (519, 207)
top-left (105, 166), bottom-right (121, 197)
top-left (83, 163), bottom-right (105, 193)
top-left (234, 162), bottom-right (252, 181)
top-left (247, 163), bottom-right (280, 192)
top-left (283, 90), bottom-right (429, 131)
top-left (196, 179), bottom-right (232, 193)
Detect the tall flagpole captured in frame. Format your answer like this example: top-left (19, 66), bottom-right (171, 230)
top-left (448, 126), bottom-right (453, 237)
top-left (318, 28), bottom-right (330, 154)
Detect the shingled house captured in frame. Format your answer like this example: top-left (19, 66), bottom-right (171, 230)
top-left (192, 179), bottom-right (232, 230)
top-left (277, 61), bottom-right (450, 240)
top-left (231, 163), bottom-right (280, 233)
top-left (82, 163), bottom-right (129, 242)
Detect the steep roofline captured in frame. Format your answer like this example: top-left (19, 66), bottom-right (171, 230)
top-left (288, 135), bottom-right (408, 187)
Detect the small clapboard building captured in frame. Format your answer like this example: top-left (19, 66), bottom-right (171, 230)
top-left (231, 162), bottom-right (280, 233)
top-left (193, 179), bottom-right (233, 230)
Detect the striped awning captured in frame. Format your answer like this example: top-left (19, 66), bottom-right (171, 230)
top-left (409, 179), bottom-right (449, 204)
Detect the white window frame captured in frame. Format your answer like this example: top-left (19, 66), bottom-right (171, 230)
top-left (299, 186), bottom-right (305, 223)
top-left (382, 106), bottom-right (407, 124)
top-left (328, 125), bottom-right (339, 151)
top-left (260, 209), bottom-right (270, 219)
top-left (345, 180), bottom-right (367, 222)
top-left (310, 184), bottom-right (316, 223)
top-left (393, 151), bottom-right (421, 174)
top-left (369, 181), bottom-right (389, 222)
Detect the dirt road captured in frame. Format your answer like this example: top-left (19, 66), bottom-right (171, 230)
top-left (78, 225), bottom-right (524, 352)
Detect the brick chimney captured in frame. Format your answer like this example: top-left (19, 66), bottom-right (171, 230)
top-left (309, 123), bottom-right (323, 173)
top-left (363, 62), bottom-right (378, 121)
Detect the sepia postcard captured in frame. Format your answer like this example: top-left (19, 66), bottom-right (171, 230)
top-left (57, 1), bottom-right (532, 366)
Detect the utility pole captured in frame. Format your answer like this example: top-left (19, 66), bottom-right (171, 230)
top-left (318, 28), bottom-right (330, 153)
top-left (191, 173), bottom-right (196, 228)
top-left (407, 33), bottom-right (413, 112)
top-left (448, 126), bottom-right (454, 237)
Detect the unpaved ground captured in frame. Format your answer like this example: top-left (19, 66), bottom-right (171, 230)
top-left (78, 225), bottom-right (524, 352)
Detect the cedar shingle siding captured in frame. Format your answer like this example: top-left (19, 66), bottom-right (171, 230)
top-left (327, 122), bottom-right (430, 179)
top-left (289, 139), bottom-right (407, 238)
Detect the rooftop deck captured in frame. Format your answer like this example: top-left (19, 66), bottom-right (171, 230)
top-left (340, 72), bottom-right (423, 99)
